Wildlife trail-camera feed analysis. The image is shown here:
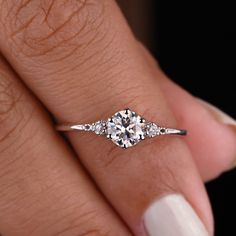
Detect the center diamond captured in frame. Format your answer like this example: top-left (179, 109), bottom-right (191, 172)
top-left (106, 109), bottom-right (145, 148)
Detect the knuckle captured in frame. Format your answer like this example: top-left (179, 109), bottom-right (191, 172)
top-left (2, 0), bottom-right (106, 59)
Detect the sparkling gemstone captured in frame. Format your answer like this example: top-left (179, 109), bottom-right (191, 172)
top-left (145, 122), bottom-right (160, 137)
top-left (94, 121), bottom-right (105, 135)
top-left (106, 109), bottom-right (145, 148)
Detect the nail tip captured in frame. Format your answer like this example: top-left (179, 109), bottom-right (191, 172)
top-left (143, 194), bottom-right (210, 236)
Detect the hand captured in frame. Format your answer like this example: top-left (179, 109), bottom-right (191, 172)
top-left (0, 1), bottom-right (235, 236)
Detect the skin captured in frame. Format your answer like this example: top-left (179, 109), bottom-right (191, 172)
top-left (0, 1), bottom-right (235, 235)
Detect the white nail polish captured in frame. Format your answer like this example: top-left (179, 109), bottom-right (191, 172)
top-left (197, 99), bottom-right (236, 126)
top-left (144, 194), bottom-right (209, 236)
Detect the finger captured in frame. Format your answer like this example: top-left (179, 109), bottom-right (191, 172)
top-left (0, 1), bottom-right (212, 236)
top-left (0, 55), bottom-right (131, 236)
top-left (139, 44), bottom-right (236, 181)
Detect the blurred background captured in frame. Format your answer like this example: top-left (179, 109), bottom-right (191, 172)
top-left (117, 1), bottom-right (236, 235)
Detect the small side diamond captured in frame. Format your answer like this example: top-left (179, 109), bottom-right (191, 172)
top-left (145, 122), bottom-right (160, 138)
top-left (93, 121), bottom-right (106, 135)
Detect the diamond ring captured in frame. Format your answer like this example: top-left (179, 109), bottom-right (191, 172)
top-left (56, 108), bottom-right (187, 149)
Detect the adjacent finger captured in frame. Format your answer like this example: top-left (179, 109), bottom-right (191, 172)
top-left (0, 55), bottom-right (131, 236)
top-left (0, 1), bottom-right (213, 236)
top-left (139, 44), bottom-right (236, 181)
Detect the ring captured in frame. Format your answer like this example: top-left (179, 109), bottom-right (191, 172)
top-left (56, 108), bottom-right (187, 149)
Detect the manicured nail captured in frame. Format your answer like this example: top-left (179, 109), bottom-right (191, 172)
top-left (144, 194), bottom-right (209, 236)
top-left (197, 99), bottom-right (236, 126)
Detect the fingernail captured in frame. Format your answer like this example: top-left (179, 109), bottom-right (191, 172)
top-left (144, 194), bottom-right (209, 236)
top-left (197, 99), bottom-right (236, 126)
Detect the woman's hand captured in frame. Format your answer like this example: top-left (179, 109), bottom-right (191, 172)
top-left (0, 1), bottom-right (235, 236)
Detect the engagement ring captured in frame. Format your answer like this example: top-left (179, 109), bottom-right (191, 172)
top-left (56, 108), bottom-right (187, 149)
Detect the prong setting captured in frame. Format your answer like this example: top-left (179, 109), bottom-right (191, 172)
top-left (106, 109), bottom-right (146, 148)
top-left (140, 118), bottom-right (145, 123)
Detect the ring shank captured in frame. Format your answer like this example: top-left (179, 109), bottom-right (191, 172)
top-left (56, 124), bottom-right (85, 131)
top-left (162, 128), bottom-right (187, 136)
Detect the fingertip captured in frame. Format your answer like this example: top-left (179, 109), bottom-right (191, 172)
top-left (156, 74), bottom-right (236, 181)
top-left (196, 98), bottom-right (236, 175)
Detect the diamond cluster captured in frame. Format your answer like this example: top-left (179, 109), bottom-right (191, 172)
top-left (78, 109), bottom-right (161, 148)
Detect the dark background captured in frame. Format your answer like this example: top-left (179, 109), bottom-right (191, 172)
top-left (118, 1), bottom-right (236, 235)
